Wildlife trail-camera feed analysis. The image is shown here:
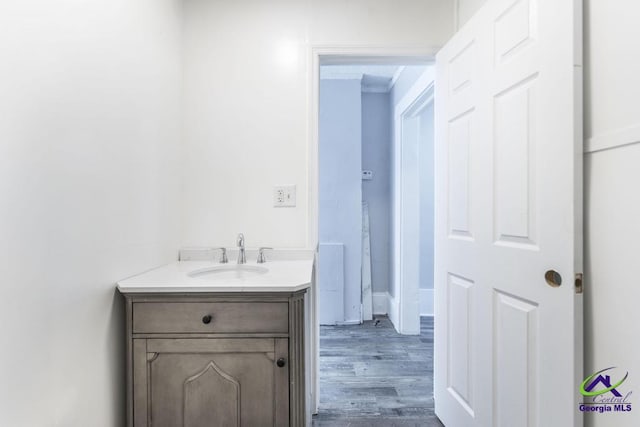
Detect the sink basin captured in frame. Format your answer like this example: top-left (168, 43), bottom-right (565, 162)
top-left (188, 264), bottom-right (269, 279)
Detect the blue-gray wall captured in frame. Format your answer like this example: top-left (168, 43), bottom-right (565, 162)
top-left (319, 68), bottom-right (432, 314)
top-left (362, 92), bottom-right (392, 293)
top-left (319, 79), bottom-right (362, 323)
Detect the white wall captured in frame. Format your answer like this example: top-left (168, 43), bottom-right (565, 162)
top-left (455, 0), bottom-right (486, 29)
top-left (391, 66), bottom-right (430, 109)
top-left (181, 0), bottom-right (454, 250)
top-left (419, 102), bottom-right (435, 291)
top-left (0, 1), bottom-right (183, 425)
top-left (318, 79), bottom-right (362, 323)
top-left (181, 0), bottom-right (309, 249)
top-left (362, 92), bottom-right (392, 294)
top-left (389, 67), bottom-right (436, 333)
top-left (388, 66), bottom-right (428, 300)
top-left (584, 1), bottom-right (640, 426)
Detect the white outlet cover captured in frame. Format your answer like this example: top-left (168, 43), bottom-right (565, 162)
top-left (273, 185), bottom-right (296, 207)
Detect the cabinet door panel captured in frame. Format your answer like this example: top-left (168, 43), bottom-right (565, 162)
top-left (133, 338), bottom-right (288, 427)
top-left (182, 358), bottom-right (240, 426)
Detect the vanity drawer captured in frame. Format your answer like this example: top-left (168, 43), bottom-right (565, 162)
top-left (132, 302), bottom-right (289, 334)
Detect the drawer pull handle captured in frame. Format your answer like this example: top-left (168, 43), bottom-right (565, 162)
top-left (276, 358), bottom-right (286, 368)
top-left (202, 315), bottom-right (212, 324)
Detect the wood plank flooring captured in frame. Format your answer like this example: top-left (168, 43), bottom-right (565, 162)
top-left (312, 316), bottom-right (444, 427)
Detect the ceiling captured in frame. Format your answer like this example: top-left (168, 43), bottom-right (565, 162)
top-left (320, 65), bottom-right (402, 80)
top-left (320, 65), bottom-right (428, 93)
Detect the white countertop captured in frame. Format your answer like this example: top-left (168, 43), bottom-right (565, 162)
top-left (117, 258), bottom-right (313, 293)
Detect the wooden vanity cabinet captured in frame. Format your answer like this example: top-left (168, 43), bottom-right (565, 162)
top-left (123, 291), bottom-right (306, 427)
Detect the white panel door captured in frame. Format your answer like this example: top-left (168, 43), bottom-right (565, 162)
top-left (434, 0), bottom-right (583, 426)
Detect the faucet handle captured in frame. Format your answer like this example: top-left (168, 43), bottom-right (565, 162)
top-left (257, 247), bottom-right (273, 264)
top-left (212, 247), bottom-right (228, 264)
top-left (236, 233), bottom-right (245, 247)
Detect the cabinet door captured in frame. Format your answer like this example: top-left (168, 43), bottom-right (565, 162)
top-left (133, 338), bottom-right (289, 427)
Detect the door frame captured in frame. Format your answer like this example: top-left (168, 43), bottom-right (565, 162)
top-left (392, 70), bottom-right (435, 334)
top-left (308, 45), bottom-right (437, 414)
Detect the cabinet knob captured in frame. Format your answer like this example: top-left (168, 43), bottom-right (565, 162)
top-left (276, 358), bottom-right (286, 368)
top-left (202, 315), bottom-right (212, 324)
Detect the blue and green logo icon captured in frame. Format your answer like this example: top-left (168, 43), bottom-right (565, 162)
top-left (580, 367), bottom-right (628, 397)
top-left (579, 367), bottom-right (632, 413)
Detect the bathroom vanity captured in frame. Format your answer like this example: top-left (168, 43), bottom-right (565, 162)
top-left (117, 254), bottom-right (313, 427)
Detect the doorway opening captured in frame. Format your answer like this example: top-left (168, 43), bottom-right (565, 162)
top-left (313, 56), bottom-right (437, 424)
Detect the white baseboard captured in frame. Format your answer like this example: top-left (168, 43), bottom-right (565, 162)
top-left (373, 292), bottom-right (389, 315)
top-left (420, 288), bottom-right (434, 316)
top-left (335, 320), bottom-right (361, 325)
top-left (373, 290), bottom-right (434, 320)
top-left (387, 292), bottom-right (399, 329)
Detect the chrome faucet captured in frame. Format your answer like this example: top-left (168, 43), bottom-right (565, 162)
top-left (236, 233), bottom-right (246, 264)
top-left (257, 247), bottom-right (273, 263)
top-left (212, 247), bottom-right (228, 263)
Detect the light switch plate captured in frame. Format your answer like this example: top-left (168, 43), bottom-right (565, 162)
top-left (273, 185), bottom-right (296, 207)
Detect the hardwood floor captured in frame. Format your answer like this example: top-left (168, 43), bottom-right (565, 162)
top-left (312, 316), bottom-right (444, 427)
